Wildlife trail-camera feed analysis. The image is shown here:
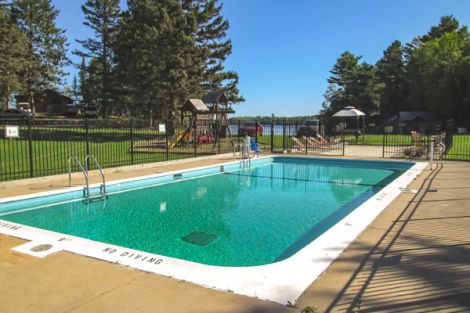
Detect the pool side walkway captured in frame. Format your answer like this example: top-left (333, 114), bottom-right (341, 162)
top-left (1, 154), bottom-right (470, 312)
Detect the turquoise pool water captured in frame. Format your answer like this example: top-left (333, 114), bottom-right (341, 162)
top-left (0, 157), bottom-right (411, 266)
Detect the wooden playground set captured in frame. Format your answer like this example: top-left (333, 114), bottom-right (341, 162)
top-left (132, 92), bottom-right (236, 155)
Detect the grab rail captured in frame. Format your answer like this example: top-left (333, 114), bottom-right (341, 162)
top-left (240, 142), bottom-right (251, 168)
top-left (68, 156), bottom-right (90, 198)
top-left (85, 154), bottom-right (106, 198)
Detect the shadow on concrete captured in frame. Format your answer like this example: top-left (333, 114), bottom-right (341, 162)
top-left (315, 162), bottom-right (470, 312)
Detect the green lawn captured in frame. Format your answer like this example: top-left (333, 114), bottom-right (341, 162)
top-left (445, 134), bottom-right (470, 160)
top-left (0, 125), bottom-right (233, 181)
top-left (342, 134), bottom-right (412, 146)
top-left (253, 134), bottom-right (411, 147)
top-left (2, 130), bottom-right (470, 181)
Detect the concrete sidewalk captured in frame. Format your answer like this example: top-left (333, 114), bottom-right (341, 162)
top-left (1, 158), bottom-right (470, 312)
top-left (298, 161), bottom-right (470, 312)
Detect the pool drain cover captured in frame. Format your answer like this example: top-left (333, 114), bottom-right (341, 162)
top-left (182, 232), bottom-right (218, 246)
top-left (31, 244), bottom-right (53, 252)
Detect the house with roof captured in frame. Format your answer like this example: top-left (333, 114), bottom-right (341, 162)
top-left (386, 111), bottom-right (436, 133)
top-left (16, 89), bottom-right (73, 115)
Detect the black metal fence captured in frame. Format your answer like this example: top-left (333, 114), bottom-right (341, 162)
top-left (2, 117), bottom-right (469, 182)
top-left (344, 119), bottom-right (470, 161)
top-left (229, 121), bottom-right (344, 155)
top-left (0, 118), bottom-right (345, 182)
top-left (0, 118), bottom-right (236, 182)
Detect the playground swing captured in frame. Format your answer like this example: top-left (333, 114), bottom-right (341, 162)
top-left (170, 94), bottom-right (235, 150)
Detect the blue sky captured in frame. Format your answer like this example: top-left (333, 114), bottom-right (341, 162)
top-left (52, 0), bottom-right (470, 117)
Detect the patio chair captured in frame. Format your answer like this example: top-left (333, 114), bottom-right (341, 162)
top-left (305, 136), bottom-right (324, 149)
top-left (291, 137), bottom-right (306, 151)
top-left (411, 131), bottom-right (421, 145)
top-left (405, 131), bottom-right (427, 158)
top-left (316, 134), bottom-right (330, 145)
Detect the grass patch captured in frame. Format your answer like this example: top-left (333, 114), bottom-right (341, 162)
top-left (445, 134), bottom-right (470, 160)
top-left (0, 127), bottom-right (234, 181)
top-left (2, 129), bottom-right (470, 181)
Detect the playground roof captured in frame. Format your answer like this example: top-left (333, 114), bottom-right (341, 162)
top-left (203, 92), bottom-right (227, 105)
top-left (183, 99), bottom-right (209, 113)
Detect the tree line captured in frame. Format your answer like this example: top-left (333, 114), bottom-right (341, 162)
top-left (321, 16), bottom-right (470, 127)
top-left (229, 115), bottom-right (319, 123)
top-left (0, 0), bottom-right (243, 119)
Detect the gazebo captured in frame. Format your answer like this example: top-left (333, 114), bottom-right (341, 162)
top-left (332, 106), bottom-right (366, 135)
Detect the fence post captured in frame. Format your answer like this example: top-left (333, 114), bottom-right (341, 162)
top-left (342, 130), bottom-right (345, 156)
top-left (426, 135), bottom-right (430, 160)
top-left (165, 121), bottom-right (170, 161)
top-left (255, 119), bottom-right (258, 144)
top-left (130, 119), bottom-right (134, 165)
top-left (430, 141), bottom-right (434, 169)
top-left (27, 117), bottom-right (34, 178)
top-left (217, 117), bottom-right (221, 155)
top-left (282, 120), bottom-right (286, 152)
top-left (270, 119), bottom-right (274, 153)
top-left (194, 116), bottom-right (197, 157)
top-left (237, 120), bottom-right (241, 144)
top-left (305, 122), bottom-right (308, 155)
top-left (382, 126), bottom-right (386, 158)
top-left (85, 118), bottom-right (90, 155)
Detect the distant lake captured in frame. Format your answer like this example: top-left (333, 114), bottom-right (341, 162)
top-left (228, 124), bottom-right (299, 136)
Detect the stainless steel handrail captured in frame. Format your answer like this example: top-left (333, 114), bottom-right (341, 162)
top-left (240, 142), bottom-right (251, 168)
top-left (85, 154), bottom-right (106, 197)
top-left (68, 156), bottom-right (89, 198)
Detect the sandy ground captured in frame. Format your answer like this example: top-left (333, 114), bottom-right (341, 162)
top-left (1, 153), bottom-right (470, 312)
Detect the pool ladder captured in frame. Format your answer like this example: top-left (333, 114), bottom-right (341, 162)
top-left (240, 142), bottom-right (251, 168)
top-left (68, 155), bottom-right (107, 202)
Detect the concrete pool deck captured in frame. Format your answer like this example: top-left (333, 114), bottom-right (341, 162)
top-left (1, 154), bottom-right (470, 312)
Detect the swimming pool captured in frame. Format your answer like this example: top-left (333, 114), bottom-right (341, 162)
top-left (0, 156), bottom-right (427, 303)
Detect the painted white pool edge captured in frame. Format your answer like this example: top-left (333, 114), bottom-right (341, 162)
top-left (0, 156), bottom-right (427, 304)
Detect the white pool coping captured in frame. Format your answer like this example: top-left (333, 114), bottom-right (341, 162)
top-left (0, 156), bottom-right (427, 304)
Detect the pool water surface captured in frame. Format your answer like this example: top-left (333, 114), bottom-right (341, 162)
top-left (0, 157), bottom-right (411, 266)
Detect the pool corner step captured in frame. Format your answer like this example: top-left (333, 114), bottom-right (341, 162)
top-left (12, 241), bottom-right (63, 258)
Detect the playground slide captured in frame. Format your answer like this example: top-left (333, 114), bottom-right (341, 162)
top-left (250, 139), bottom-right (261, 153)
top-left (170, 128), bottom-right (191, 148)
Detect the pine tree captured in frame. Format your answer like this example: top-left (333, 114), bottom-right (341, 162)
top-left (13, 0), bottom-right (68, 113)
top-left (71, 75), bottom-right (79, 103)
top-left (74, 0), bottom-right (121, 117)
top-left (115, 0), bottom-right (200, 120)
top-left (376, 40), bottom-right (407, 118)
top-left (182, 0), bottom-right (244, 103)
top-left (354, 62), bottom-right (379, 115)
top-left (78, 56), bottom-right (91, 106)
top-left (421, 15), bottom-right (461, 43)
top-left (323, 51), bottom-right (361, 115)
top-left (323, 51), bottom-right (378, 116)
top-left (405, 15), bottom-right (463, 60)
top-left (0, 2), bottom-right (28, 110)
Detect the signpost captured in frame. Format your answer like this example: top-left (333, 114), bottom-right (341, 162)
top-left (5, 126), bottom-right (19, 138)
